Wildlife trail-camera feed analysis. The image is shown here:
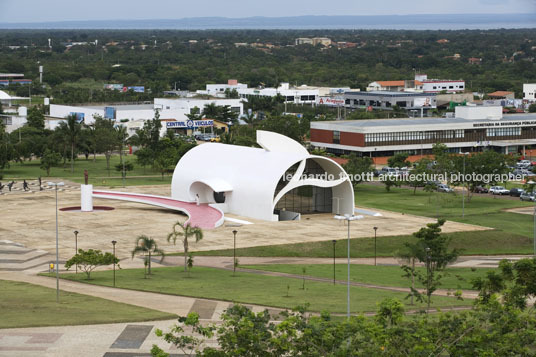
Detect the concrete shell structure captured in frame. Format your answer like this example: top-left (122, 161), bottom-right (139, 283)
top-left (171, 130), bottom-right (354, 221)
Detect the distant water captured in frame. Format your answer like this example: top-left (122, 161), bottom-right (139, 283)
top-left (0, 14), bottom-right (534, 30)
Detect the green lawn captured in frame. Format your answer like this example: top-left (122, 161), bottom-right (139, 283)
top-left (242, 264), bottom-right (491, 290)
top-left (2, 155), bottom-right (172, 186)
top-left (356, 183), bottom-right (533, 237)
top-left (192, 230), bottom-right (534, 258)
top-left (0, 279), bottom-right (176, 329)
top-left (50, 267), bottom-right (472, 314)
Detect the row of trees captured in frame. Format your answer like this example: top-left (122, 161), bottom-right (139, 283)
top-left (343, 143), bottom-right (516, 198)
top-left (152, 255), bottom-right (536, 356)
top-left (0, 105), bottom-right (198, 179)
top-left (2, 29), bottom-right (535, 100)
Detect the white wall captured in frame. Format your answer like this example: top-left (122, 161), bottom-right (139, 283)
top-left (154, 98), bottom-right (243, 116)
top-left (455, 106), bottom-right (503, 120)
top-left (524, 84), bottom-right (536, 101)
top-left (422, 81), bottom-right (465, 93)
top-left (49, 104), bottom-right (104, 125)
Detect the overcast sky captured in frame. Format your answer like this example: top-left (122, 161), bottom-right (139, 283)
top-left (1, 0), bottom-right (535, 23)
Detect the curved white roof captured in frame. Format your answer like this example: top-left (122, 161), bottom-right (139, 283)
top-left (171, 130), bottom-right (354, 221)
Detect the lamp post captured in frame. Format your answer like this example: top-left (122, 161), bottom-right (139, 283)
top-left (48, 181), bottom-right (64, 303)
top-left (373, 227), bottom-right (378, 266)
top-left (111, 240), bottom-right (117, 287)
top-left (334, 214), bottom-right (364, 319)
top-left (461, 152), bottom-right (469, 218)
top-left (425, 247), bottom-right (431, 309)
top-left (528, 180), bottom-right (536, 258)
top-left (73, 230), bottom-right (79, 273)
top-left (232, 230), bottom-right (238, 275)
top-left (332, 240), bottom-right (336, 285)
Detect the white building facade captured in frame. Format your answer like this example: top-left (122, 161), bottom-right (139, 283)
top-left (171, 130), bottom-right (355, 221)
top-left (524, 84), bottom-right (536, 101)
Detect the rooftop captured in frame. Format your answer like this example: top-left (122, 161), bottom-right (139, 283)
top-left (346, 91), bottom-right (436, 97)
top-left (488, 91), bottom-right (515, 97)
top-left (313, 113), bottom-right (536, 129)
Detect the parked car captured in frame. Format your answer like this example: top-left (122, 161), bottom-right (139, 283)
top-left (473, 186), bottom-right (488, 193)
top-left (437, 184), bottom-right (453, 193)
top-left (489, 186), bottom-right (510, 195)
top-left (509, 188), bottom-right (525, 197)
top-left (520, 191), bottom-right (536, 202)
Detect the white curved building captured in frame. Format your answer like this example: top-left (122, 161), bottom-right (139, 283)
top-left (171, 130), bottom-right (354, 221)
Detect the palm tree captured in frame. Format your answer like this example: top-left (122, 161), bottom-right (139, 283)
top-left (58, 114), bottom-right (81, 173)
top-left (167, 221), bottom-right (203, 272)
top-left (131, 235), bottom-right (165, 276)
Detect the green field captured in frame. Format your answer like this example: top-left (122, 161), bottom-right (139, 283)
top-left (242, 264), bottom-right (490, 290)
top-left (0, 279), bottom-right (176, 329)
top-left (2, 155), bottom-right (172, 186)
top-left (192, 229), bottom-right (534, 258)
top-left (356, 184), bottom-right (533, 237)
top-left (49, 267), bottom-right (471, 314)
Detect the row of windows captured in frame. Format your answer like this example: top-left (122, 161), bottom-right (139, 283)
top-left (486, 127), bottom-right (521, 137)
top-left (430, 85), bottom-right (464, 90)
top-left (364, 130), bottom-right (464, 143)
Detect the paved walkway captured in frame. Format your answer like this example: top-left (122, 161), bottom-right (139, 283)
top-left (92, 190), bottom-right (224, 229)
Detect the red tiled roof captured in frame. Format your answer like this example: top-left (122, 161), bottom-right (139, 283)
top-left (488, 91), bottom-right (514, 97)
top-left (376, 81), bottom-right (405, 87)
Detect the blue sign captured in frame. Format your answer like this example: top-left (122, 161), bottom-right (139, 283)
top-left (166, 120), bottom-right (214, 129)
top-left (127, 86), bottom-right (145, 93)
top-left (104, 107), bottom-right (116, 120)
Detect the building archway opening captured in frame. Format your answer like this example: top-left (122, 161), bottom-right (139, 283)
top-left (274, 185), bottom-right (333, 221)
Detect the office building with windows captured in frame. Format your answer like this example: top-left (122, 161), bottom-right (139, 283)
top-left (311, 106), bottom-right (536, 157)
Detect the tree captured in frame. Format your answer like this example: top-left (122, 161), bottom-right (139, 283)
top-left (116, 125), bottom-right (128, 170)
top-left (152, 312), bottom-right (215, 357)
top-left (387, 152), bottom-right (411, 169)
top-left (131, 235), bottom-right (165, 276)
top-left (57, 114), bottom-right (82, 173)
top-left (153, 300), bottom-right (536, 356)
top-left (473, 258), bottom-right (536, 309)
top-left (115, 160), bottom-right (134, 177)
top-left (399, 219), bottom-right (460, 309)
top-left (342, 154), bottom-right (373, 187)
top-left (0, 119), bottom-right (12, 171)
top-left (529, 103), bottom-right (536, 113)
top-left (451, 151), bottom-right (514, 202)
top-left (407, 158), bottom-right (433, 195)
top-left (40, 149), bottom-right (61, 176)
top-left (167, 221), bottom-right (203, 272)
top-left (154, 138), bottom-right (178, 180)
top-left (26, 106), bottom-right (45, 130)
top-left (382, 175), bottom-right (402, 192)
top-left (94, 116), bottom-right (118, 175)
top-left (64, 249), bottom-right (119, 280)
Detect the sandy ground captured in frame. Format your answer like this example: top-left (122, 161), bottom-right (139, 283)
top-left (0, 184), bottom-right (488, 262)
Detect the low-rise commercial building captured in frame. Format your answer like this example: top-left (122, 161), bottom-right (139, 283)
top-left (48, 98), bottom-right (243, 135)
top-left (344, 91), bottom-right (437, 111)
top-left (310, 106), bottom-right (536, 157)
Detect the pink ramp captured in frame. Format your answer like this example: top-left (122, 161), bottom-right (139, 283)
top-left (92, 190), bottom-right (224, 230)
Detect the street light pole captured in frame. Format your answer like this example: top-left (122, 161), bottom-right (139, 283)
top-left (232, 230), bottom-right (238, 275)
top-left (334, 214), bottom-right (364, 319)
top-left (462, 152), bottom-right (469, 218)
top-left (332, 240), bottom-right (336, 285)
top-left (528, 181), bottom-right (536, 258)
top-left (425, 247), bottom-right (431, 310)
top-left (373, 227), bottom-right (378, 266)
top-left (48, 181), bottom-right (64, 303)
top-left (73, 230), bottom-right (79, 274)
top-left (112, 240), bottom-right (117, 287)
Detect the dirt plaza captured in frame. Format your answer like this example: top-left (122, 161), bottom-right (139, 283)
top-left (0, 183), bottom-right (489, 263)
